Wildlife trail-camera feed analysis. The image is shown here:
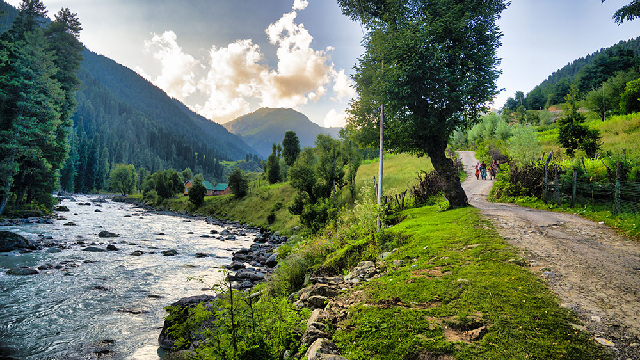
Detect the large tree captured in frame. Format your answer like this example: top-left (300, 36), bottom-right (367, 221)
top-left (338, 0), bottom-right (507, 207)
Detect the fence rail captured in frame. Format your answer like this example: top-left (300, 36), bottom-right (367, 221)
top-left (543, 161), bottom-right (640, 215)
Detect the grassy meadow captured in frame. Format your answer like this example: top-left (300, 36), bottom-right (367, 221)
top-left (356, 153), bottom-right (434, 196)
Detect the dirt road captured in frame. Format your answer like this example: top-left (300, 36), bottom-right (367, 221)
top-left (458, 151), bottom-right (640, 359)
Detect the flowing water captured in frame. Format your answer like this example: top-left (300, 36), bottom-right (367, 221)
top-left (0, 196), bottom-right (255, 359)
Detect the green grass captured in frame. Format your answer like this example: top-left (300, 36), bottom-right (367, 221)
top-left (331, 205), bottom-right (611, 360)
top-left (356, 153), bottom-right (433, 196)
top-left (162, 182), bottom-right (299, 234)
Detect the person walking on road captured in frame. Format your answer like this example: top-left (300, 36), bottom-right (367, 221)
top-left (475, 161), bottom-right (480, 180)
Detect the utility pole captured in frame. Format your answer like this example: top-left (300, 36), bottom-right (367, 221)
top-left (377, 104), bottom-right (384, 230)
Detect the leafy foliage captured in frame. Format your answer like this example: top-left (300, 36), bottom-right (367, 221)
top-left (288, 134), bottom-right (360, 232)
top-left (164, 287), bottom-right (309, 360)
top-left (508, 124), bottom-right (542, 164)
top-left (109, 164), bottom-right (137, 195)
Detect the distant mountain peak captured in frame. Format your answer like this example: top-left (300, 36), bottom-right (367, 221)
top-left (224, 107), bottom-right (341, 157)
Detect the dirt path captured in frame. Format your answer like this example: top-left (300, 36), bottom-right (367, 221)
top-left (458, 151), bottom-right (640, 359)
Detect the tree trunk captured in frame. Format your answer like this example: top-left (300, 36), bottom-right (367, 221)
top-left (429, 147), bottom-right (468, 208)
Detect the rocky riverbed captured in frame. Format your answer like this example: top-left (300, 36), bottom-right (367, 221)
top-left (0, 195), bottom-right (287, 359)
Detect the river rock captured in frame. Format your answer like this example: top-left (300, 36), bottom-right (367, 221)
top-left (265, 253), bottom-right (278, 267)
top-left (95, 209), bottom-right (102, 212)
top-left (83, 246), bottom-right (106, 252)
top-left (0, 231), bottom-right (37, 252)
top-left (226, 261), bottom-right (246, 270)
top-left (6, 267), bottom-right (39, 275)
top-left (162, 249), bottom-right (178, 256)
top-left (302, 323), bottom-right (330, 346)
top-left (106, 244), bottom-right (119, 251)
top-left (46, 247), bottom-right (62, 253)
top-left (54, 205), bottom-right (69, 212)
top-left (130, 250), bottom-right (144, 256)
top-left (194, 252), bottom-right (208, 258)
top-left (98, 231), bottom-right (119, 238)
top-left (158, 295), bottom-right (217, 349)
top-left (63, 222), bottom-right (77, 226)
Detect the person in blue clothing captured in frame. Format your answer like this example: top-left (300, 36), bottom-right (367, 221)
top-left (480, 161), bottom-right (487, 180)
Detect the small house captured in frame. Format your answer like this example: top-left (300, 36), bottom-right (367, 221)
top-left (213, 183), bottom-right (232, 196)
top-left (184, 180), bottom-right (216, 196)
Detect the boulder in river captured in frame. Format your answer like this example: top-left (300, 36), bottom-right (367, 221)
top-left (130, 250), bottom-right (144, 256)
top-left (83, 246), bottom-right (106, 252)
top-left (162, 249), bottom-right (178, 256)
top-left (6, 267), bottom-right (39, 275)
top-left (54, 205), bottom-right (70, 212)
top-left (106, 244), bottom-right (119, 251)
top-left (0, 231), bottom-right (37, 252)
top-left (98, 231), bottom-right (119, 238)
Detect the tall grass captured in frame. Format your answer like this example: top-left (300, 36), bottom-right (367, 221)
top-left (356, 153), bottom-right (433, 196)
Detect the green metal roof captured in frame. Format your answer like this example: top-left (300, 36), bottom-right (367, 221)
top-left (213, 183), bottom-right (228, 191)
top-left (202, 181), bottom-right (215, 190)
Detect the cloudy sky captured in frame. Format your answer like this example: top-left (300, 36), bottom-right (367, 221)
top-left (6, 0), bottom-right (640, 125)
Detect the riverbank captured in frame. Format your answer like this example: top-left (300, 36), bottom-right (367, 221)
top-left (157, 196), bottom-right (615, 360)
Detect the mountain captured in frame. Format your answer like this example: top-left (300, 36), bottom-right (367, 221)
top-left (223, 108), bottom-right (342, 157)
top-left (1, 1), bottom-right (257, 191)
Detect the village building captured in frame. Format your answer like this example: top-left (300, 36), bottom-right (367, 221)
top-left (184, 180), bottom-right (231, 196)
top-left (213, 183), bottom-right (232, 195)
top-left (183, 180), bottom-right (215, 196)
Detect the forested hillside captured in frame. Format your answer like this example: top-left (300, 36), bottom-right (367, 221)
top-left (224, 107), bottom-right (341, 157)
top-left (1, 0), bottom-right (257, 194)
top-left (505, 36), bottom-right (640, 110)
top-left (61, 49), bottom-right (257, 192)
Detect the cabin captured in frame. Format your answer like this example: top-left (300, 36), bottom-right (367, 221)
top-left (183, 180), bottom-right (215, 196)
top-left (213, 183), bottom-right (232, 196)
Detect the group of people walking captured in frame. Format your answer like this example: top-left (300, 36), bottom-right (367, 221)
top-left (475, 160), bottom-right (499, 180)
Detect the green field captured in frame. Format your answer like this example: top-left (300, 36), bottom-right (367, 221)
top-left (356, 153), bottom-right (434, 196)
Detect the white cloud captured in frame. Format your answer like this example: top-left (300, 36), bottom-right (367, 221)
top-left (324, 108), bottom-right (348, 128)
top-left (332, 69), bottom-right (356, 101)
top-left (260, 10), bottom-right (332, 108)
top-left (196, 39), bottom-right (267, 122)
top-left (138, 1), bottom-right (353, 124)
top-left (292, 0), bottom-right (309, 10)
top-left (144, 31), bottom-right (198, 101)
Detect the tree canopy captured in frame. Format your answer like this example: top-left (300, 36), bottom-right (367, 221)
top-left (602, 0), bottom-right (640, 24)
top-left (339, 0), bottom-right (507, 207)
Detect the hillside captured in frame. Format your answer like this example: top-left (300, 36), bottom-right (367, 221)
top-left (223, 107), bottom-right (341, 157)
top-left (506, 36), bottom-right (640, 110)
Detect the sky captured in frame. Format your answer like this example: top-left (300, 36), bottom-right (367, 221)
top-left (6, 0), bottom-right (640, 125)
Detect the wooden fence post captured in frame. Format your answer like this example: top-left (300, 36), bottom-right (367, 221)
top-left (543, 151), bottom-right (553, 202)
top-left (554, 172), bottom-right (561, 206)
top-left (572, 169), bottom-right (577, 208)
top-left (614, 161), bottom-right (621, 215)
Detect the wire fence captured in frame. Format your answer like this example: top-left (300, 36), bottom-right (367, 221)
top-left (543, 166), bottom-right (640, 215)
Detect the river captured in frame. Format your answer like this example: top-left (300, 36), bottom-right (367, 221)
top-left (0, 195), bottom-right (256, 359)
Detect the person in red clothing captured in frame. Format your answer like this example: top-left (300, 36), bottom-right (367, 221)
top-left (475, 161), bottom-right (480, 180)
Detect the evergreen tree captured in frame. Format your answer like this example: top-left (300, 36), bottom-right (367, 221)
top-left (228, 168), bottom-right (248, 198)
top-left (188, 174), bottom-right (206, 207)
top-left (282, 130), bottom-right (301, 166)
